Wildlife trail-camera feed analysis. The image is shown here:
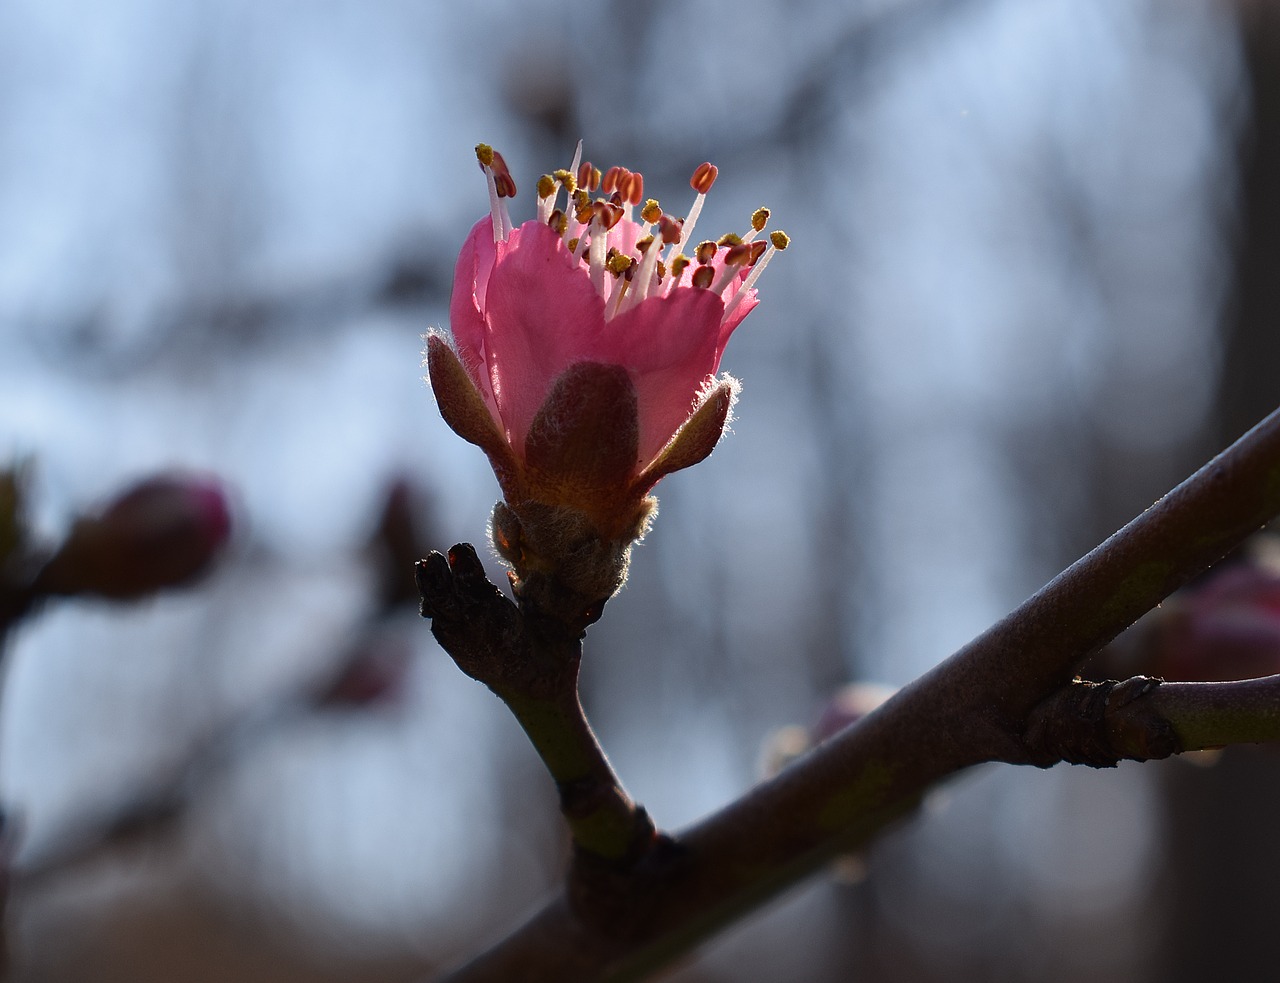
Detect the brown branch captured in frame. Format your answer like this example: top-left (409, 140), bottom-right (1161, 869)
top-left (433, 404), bottom-right (1280, 982)
top-left (416, 545), bottom-right (654, 863)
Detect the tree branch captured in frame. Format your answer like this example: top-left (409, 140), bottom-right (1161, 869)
top-left (433, 404), bottom-right (1280, 982)
top-left (416, 545), bottom-right (654, 863)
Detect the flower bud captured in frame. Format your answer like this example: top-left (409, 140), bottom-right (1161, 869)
top-left (35, 475), bottom-right (231, 600)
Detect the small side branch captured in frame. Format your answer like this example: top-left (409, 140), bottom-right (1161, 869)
top-left (416, 545), bottom-right (654, 864)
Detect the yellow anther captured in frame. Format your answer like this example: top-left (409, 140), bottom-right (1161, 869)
top-left (769, 230), bottom-right (791, 250)
top-left (641, 199), bottom-right (663, 224)
top-left (695, 240), bottom-right (718, 264)
top-left (670, 254), bottom-right (691, 277)
top-left (718, 232), bottom-right (743, 247)
top-left (536, 174), bottom-right (556, 198)
top-left (751, 207), bottom-right (770, 232)
top-left (475, 143), bottom-right (495, 167)
top-left (553, 169), bottom-right (576, 193)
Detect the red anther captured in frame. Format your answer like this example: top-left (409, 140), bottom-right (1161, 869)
top-left (748, 240), bottom-right (768, 264)
top-left (578, 162), bottom-right (600, 191)
top-left (658, 215), bottom-right (684, 244)
top-left (490, 150), bottom-right (517, 198)
top-left (590, 200), bottom-right (624, 229)
top-left (609, 191), bottom-right (624, 207)
top-left (692, 266), bottom-right (715, 289)
top-left (623, 171), bottom-right (644, 206)
top-left (690, 162), bottom-right (718, 194)
top-left (602, 166), bottom-right (624, 194)
top-left (695, 240), bottom-right (718, 265)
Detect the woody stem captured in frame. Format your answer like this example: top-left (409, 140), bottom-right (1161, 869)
top-left (415, 545), bottom-right (654, 862)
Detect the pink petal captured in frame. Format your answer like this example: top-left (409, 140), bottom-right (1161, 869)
top-left (482, 220), bottom-right (607, 453)
top-left (600, 286), bottom-right (726, 465)
top-left (449, 217), bottom-right (500, 417)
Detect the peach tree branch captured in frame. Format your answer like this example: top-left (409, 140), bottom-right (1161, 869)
top-left (427, 403), bottom-right (1280, 982)
top-left (416, 544), bottom-right (655, 864)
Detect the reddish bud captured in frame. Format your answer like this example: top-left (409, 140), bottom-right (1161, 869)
top-left (36, 475), bottom-right (232, 601)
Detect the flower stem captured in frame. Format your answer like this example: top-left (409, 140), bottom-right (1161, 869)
top-left (416, 545), bottom-right (653, 863)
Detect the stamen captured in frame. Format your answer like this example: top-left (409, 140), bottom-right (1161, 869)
top-left (475, 143), bottom-right (512, 242)
top-left (695, 240), bottom-right (718, 265)
top-left (692, 266), bottom-right (715, 289)
top-left (641, 199), bottom-right (663, 224)
top-left (690, 162), bottom-right (718, 194)
top-left (568, 140), bottom-right (583, 186)
top-left (536, 174), bottom-right (556, 224)
top-left (668, 161), bottom-right (717, 261)
top-left (618, 234), bottom-right (662, 314)
top-left (589, 218), bottom-right (609, 296)
top-left (578, 161), bottom-right (601, 192)
top-left (722, 230), bottom-right (791, 321)
top-left (658, 215), bottom-right (683, 244)
top-left (709, 243), bottom-right (753, 295)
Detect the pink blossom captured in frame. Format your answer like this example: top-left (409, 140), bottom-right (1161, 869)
top-left (429, 143), bottom-right (787, 545)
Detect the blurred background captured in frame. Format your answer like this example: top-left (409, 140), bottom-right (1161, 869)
top-left (1, 0), bottom-right (1278, 980)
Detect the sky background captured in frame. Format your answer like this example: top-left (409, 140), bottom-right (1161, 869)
top-left (0, 2), bottom-right (1252, 980)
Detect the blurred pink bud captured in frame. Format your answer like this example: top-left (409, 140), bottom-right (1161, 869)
top-left (812, 682), bottom-right (897, 744)
top-left (36, 474), bottom-right (231, 600)
top-left (1144, 559), bottom-right (1280, 682)
top-left (759, 683), bottom-right (897, 779)
top-left (316, 636), bottom-right (412, 709)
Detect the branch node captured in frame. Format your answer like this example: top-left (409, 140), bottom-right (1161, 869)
top-left (1023, 675), bottom-right (1179, 768)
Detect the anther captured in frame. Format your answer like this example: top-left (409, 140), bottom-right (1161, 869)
top-left (568, 237), bottom-right (580, 252)
top-left (622, 171), bottom-right (644, 206)
top-left (670, 254), bottom-right (691, 277)
top-left (751, 207), bottom-right (770, 232)
top-left (552, 169), bottom-right (576, 192)
top-left (474, 143), bottom-right (495, 167)
top-left (636, 234), bottom-right (655, 252)
top-left (536, 174), bottom-right (556, 198)
top-left (578, 162), bottom-right (600, 191)
top-left (547, 209), bottom-right (569, 235)
top-left (692, 266), bottom-right (715, 289)
top-left (690, 162), bottom-right (718, 194)
top-left (490, 150), bottom-right (517, 198)
top-left (749, 240), bottom-right (768, 264)
top-left (606, 252), bottom-right (633, 277)
top-left (659, 215), bottom-right (683, 244)
top-left (641, 199), bottom-right (663, 224)
top-left (602, 166), bottom-right (624, 195)
top-left (718, 232), bottom-right (743, 247)
top-left (695, 240), bottom-right (718, 265)
top-left (770, 231), bottom-right (791, 250)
